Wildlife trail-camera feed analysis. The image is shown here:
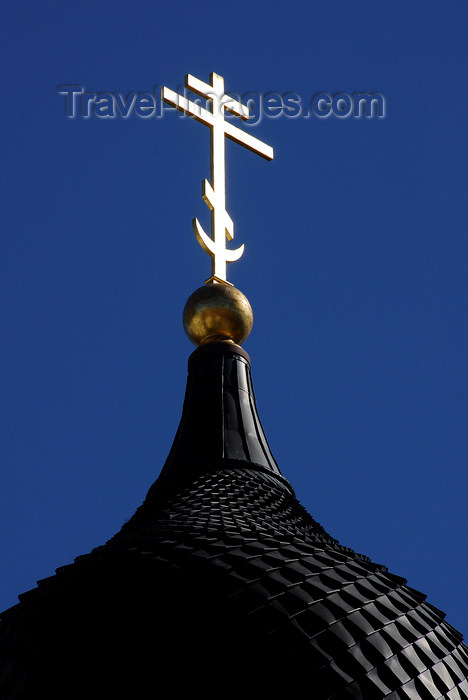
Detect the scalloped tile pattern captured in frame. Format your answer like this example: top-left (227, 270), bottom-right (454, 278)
top-left (1, 467), bottom-right (466, 698)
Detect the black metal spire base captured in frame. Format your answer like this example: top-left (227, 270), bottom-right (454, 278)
top-left (143, 341), bottom-right (292, 509)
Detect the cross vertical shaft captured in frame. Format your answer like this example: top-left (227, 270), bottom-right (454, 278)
top-left (210, 74), bottom-right (227, 282)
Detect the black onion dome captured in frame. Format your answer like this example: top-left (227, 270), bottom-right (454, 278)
top-left (0, 342), bottom-right (467, 699)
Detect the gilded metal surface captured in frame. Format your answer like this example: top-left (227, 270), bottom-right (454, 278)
top-left (183, 283), bottom-right (253, 346)
top-left (162, 72), bottom-right (273, 284)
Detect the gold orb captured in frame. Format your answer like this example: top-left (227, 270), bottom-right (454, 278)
top-left (183, 283), bottom-right (253, 347)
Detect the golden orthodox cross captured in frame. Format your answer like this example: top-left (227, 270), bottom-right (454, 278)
top-left (162, 72), bottom-right (274, 284)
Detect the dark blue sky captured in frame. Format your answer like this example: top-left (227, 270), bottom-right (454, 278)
top-left (2, 0), bottom-right (467, 639)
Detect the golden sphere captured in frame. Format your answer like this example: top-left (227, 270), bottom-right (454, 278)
top-left (183, 283), bottom-right (253, 346)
